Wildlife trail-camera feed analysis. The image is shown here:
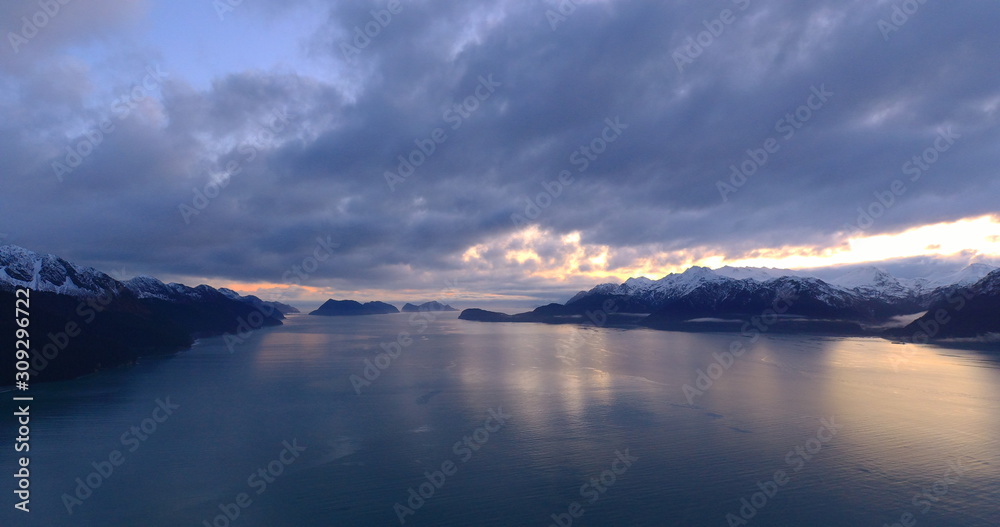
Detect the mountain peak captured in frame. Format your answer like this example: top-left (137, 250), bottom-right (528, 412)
top-left (974, 268), bottom-right (1000, 295)
top-left (566, 261), bottom-right (998, 316)
top-left (830, 266), bottom-right (896, 287)
top-left (310, 299), bottom-right (399, 316)
top-left (713, 266), bottom-right (800, 281)
top-left (681, 266), bottom-right (715, 276)
top-left (0, 244), bottom-right (124, 297)
top-left (401, 301), bottom-right (457, 312)
top-left (925, 263), bottom-right (998, 288)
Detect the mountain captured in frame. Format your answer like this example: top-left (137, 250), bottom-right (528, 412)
top-left (561, 266), bottom-right (892, 321)
top-left (827, 266), bottom-right (922, 301)
top-left (0, 244), bottom-right (128, 297)
top-left (892, 270), bottom-right (1000, 340)
top-left (218, 288), bottom-right (299, 315)
top-left (0, 247), bottom-right (295, 319)
top-left (462, 264), bottom-right (998, 336)
top-left (0, 245), bottom-right (285, 384)
top-left (309, 299), bottom-right (399, 316)
top-left (457, 304), bottom-right (644, 326)
top-left (714, 266), bottom-right (805, 281)
top-left (458, 308), bottom-right (519, 322)
top-left (564, 264), bottom-right (995, 319)
top-left (123, 279), bottom-right (297, 316)
top-left (401, 301), bottom-right (457, 312)
top-left (645, 275), bottom-right (875, 319)
top-left (123, 274), bottom-right (179, 301)
top-left (1, 286), bottom-right (193, 384)
top-left (565, 267), bottom-right (739, 313)
top-left (922, 263), bottom-right (998, 289)
top-left (122, 279), bottom-right (285, 337)
top-left (826, 264), bottom-right (996, 298)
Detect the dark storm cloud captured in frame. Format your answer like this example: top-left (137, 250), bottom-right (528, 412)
top-left (1, 0), bottom-right (998, 297)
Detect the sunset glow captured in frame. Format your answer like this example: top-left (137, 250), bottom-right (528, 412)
top-left (214, 214), bottom-right (1000, 302)
top-left (456, 214), bottom-right (1000, 286)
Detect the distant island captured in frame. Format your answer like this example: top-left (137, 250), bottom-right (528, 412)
top-left (402, 301), bottom-right (457, 313)
top-left (309, 299), bottom-right (399, 316)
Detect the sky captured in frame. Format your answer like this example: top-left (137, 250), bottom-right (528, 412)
top-left (1, 0), bottom-right (999, 308)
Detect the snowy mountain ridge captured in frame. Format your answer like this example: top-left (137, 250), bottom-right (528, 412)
top-left (0, 245), bottom-right (126, 297)
top-left (568, 263), bottom-right (998, 309)
top-left (0, 245), bottom-right (281, 311)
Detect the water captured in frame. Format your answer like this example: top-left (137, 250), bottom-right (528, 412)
top-left (3, 313), bottom-right (999, 526)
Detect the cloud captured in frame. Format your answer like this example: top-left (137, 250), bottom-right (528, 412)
top-left (1, 0), bottom-right (148, 73)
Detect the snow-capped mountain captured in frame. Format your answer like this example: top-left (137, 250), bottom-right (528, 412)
top-left (0, 244), bottom-right (127, 297)
top-left (0, 244), bottom-right (289, 385)
top-left (977, 268), bottom-right (1000, 296)
top-left (1, 244), bottom-right (291, 315)
top-left (669, 273), bottom-right (883, 321)
top-left (922, 263), bottom-right (997, 289)
top-left (564, 264), bottom-right (997, 322)
top-left (219, 287), bottom-right (299, 314)
top-left (827, 266), bottom-right (921, 301)
top-left (897, 269), bottom-right (1000, 339)
top-left (126, 276), bottom-right (292, 316)
top-left (713, 266), bottom-right (806, 282)
top-left (826, 264), bottom-right (997, 301)
top-left (568, 267), bottom-right (740, 308)
top-left (125, 275), bottom-right (179, 301)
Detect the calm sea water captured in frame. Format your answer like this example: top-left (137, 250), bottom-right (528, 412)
top-left (3, 313), bottom-right (999, 526)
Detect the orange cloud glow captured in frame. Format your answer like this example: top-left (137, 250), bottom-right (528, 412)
top-left (461, 214), bottom-right (1000, 284)
top-left (211, 214), bottom-right (1000, 304)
